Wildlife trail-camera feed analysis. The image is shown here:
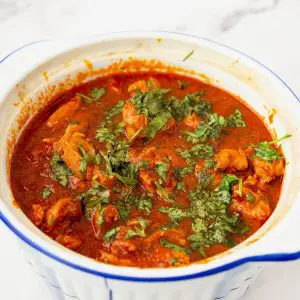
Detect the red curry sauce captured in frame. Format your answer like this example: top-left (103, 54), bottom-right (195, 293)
top-left (10, 72), bottom-right (284, 268)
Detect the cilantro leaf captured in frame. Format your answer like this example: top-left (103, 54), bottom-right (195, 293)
top-left (41, 187), bottom-right (52, 199)
top-left (50, 153), bottom-right (72, 187)
top-left (159, 207), bottom-right (189, 223)
top-left (160, 239), bottom-right (191, 254)
top-left (182, 50), bottom-right (194, 62)
top-left (184, 113), bottom-right (227, 144)
top-left (137, 197), bottom-right (152, 215)
top-left (77, 87), bottom-right (105, 104)
top-left (77, 183), bottom-right (109, 217)
top-left (252, 134), bottom-right (291, 162)
top-left (246, 192), bottom-right (255, 203)
top-left (177, 80), bottom-right (189, 90)
top-left (218, 174), bottom-right (239, 192)
top-left (103, 227), bottom-right (117, 243)
top-left (145, 111), bottom-right (172, 139)
top-left (155, 161), bottom-right (169, 182)
top-left (125, 218), bottom-right (150, 239)
top-left (227, 109), bottom-right (246, 128)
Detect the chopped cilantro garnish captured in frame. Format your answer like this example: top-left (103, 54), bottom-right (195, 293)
top-left (160, 239), bottom-right (191, 254)
top-left (246, 192), bottom-right (255, 203)
top-left (137, 197), bottom-right (152, 215)
top-left (184, 110), bottom-right (246, 144)
top-left (77, 183), bottom-right (109, 217)
top-left (103, 227), bottom-right (117, 243)
top-left (252, 134), bottom-right (291, 162)
top-left (94, 153), bottom-right (102, 165)
top-left (182, 50), bottom-right (195, 62)
top-left (125, 218), bottom-right (149, 239)
top-left (78, 146), bottom-right (94, 174)
top-left (227, 109), bottom-right (246, 128)
top-left (96, 127), bottom-right (116, 144)
top-left (204, 158), bottom-right (216, 169)
top-left (184, 113), bottom-right (227, 143)
top-left (169, 257), bottom-right (179, 266)
top-left (179, 165), bottom-right (194, 177)
top-left (177, 80), bottom-right (189, 90)
top-left (106, 100), bottom-right (125, 121)
top-left (116, 193), bottom-right (152, 219)
top-left (218, 174), bottom-right (239, 193)
top-left (50, 153), bottom-right (72, 187)
top-left (155, 161), bottom-right (169, 182)
top-left (167, 92), bottom-right (210, 122)
top-left (41, 187), bottom-right (52, 199)
top-left (77, 87), bottom-right (105, 104)
top-left (159, 207), bottom-right (188, 223)
top-left (145, 111), bottom-right (172, 139)
top-left (177, 144), bottom-right (214, 164)
top-left (155, 182), bottom-right (174, 203)
top-left (176, 182), bottom-right (186, 192)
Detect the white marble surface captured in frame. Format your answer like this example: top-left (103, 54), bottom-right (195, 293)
top-left (0, 0), bottom-right (300, 299)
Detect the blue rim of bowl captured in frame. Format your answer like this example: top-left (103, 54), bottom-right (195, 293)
top-left (1, 31), bottom-right (300, 282)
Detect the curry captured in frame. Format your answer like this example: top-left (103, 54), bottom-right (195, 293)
top-left (10, 72), bottom-right (288, 268)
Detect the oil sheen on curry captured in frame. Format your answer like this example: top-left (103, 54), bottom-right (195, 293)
top-left (10, 72), bottom-right (289, 268)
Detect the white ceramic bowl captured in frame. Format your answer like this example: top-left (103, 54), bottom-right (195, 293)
top-left (0, 31), bottom-right (300, 300)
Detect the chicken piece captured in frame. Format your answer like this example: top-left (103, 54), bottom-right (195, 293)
top-left (53, 125), bottom-right (95, 178)
top-left (183, 113), bottom-right (202, 129)
top-left (144, 229), bottom-right (187, 248)
top-left (168, 250), bottom-right (191, 266)
top-left (55, 234), bottom-right (82, 250)
top-left (45, 198), bottom-right (82, 229)
top-left (274, 158), bottom-right (285, 176)
top-left (111, 240), bottom-right (137, 255)
top-left (231, 197), bottom-right (271, 223)
top-left (91, 209), bottom-right (104, 239)
top-left (129, 146), bottom-right (156, 165)
top-left (97, 251), bottom-right (134, 266)
top-left (47, 96), bottom-right (81, 128)
top-left (139, 168), bottom-right (158, 194)
top-left (122, 101), bottom-right (148, 140)
top-left (91, 205), bottom-right (118, 239)
top-left (215, 149), bottom-right (248, 171)
top-left (92, 166), bottom-right (116, 188)
top-left (103, 204), bottom-right (119, 225)
top-left (30, 204), bottom-right (45, 226)
top-left (128, 77), bottom-right (160, 95)
top-left (231, 186), bottom-right (271, 222)
top-left (252, 158), bottom-right (285, 184)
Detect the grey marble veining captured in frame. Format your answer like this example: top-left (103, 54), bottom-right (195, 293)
top-left (220, 0), bottom-right (281, 32)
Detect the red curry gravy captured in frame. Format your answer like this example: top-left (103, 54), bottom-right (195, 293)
top-left (10, 72), bottom-right (285, 268)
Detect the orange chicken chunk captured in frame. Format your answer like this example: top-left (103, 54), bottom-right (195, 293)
top-left (183, 113), bottom-right (202, 129)
top-left (45, 198), bottom-right (82, 230)
top-left (53, 125), bottom-right (95, 178)
top-left (122, 101), bottom-right (148, 140)
top-left (47, 96), bottom-right (81, 128)
top-left (252, 158), bottom-right (285, 183)
top-left (231, 186), bottom-right (271, 222)
top-left (128, 77), bottom-right (160, 95)
top-left (55, 234), bottom-right (83, 250)
top-left (215, 149), bottom-right (248, 171)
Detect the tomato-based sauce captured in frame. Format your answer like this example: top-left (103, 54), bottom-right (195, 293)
top-left (10, 72), bottom-right (285, 268)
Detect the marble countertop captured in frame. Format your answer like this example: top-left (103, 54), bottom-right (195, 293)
top-left (0, 0), bottom-right (299, 299)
